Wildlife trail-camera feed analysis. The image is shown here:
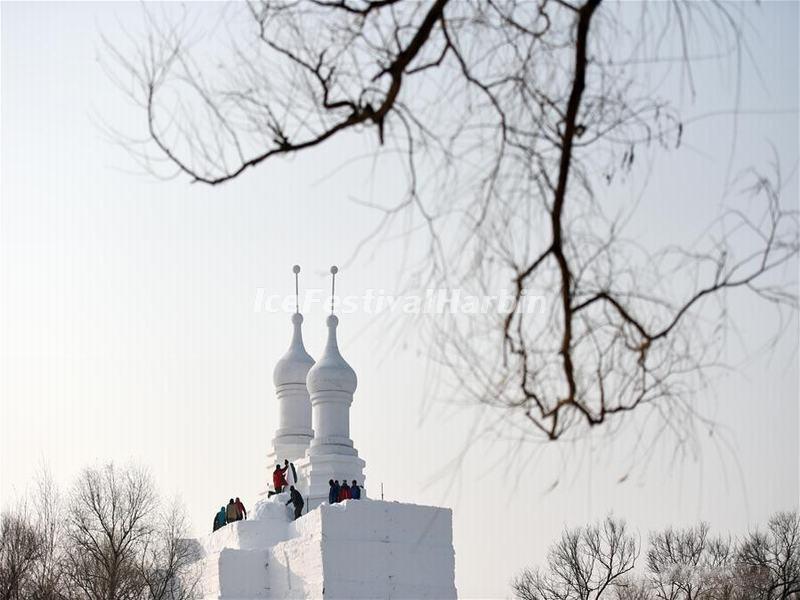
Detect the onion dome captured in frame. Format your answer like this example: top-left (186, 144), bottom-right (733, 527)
top-left (273, 312), bottom-right (315, 387)
top-left (306, 314), bottom-right (357, 395)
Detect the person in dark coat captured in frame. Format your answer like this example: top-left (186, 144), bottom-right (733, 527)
top-left (225, 498), bottom-right (238, 523)
top-left (234, 497), bottom-right (247, 520)
top-left (328, 479), bottom-right (337, 504)
top-left (213, 506), bottom-right (227, 531)
top-left (351, 480), bottom-right (361, 500)
top-left (285, 485), bottom-right (304, 520)
top-left (339, 481), bottom-right (351, 502)
top-left (332, 480), bottom-right (341, 503)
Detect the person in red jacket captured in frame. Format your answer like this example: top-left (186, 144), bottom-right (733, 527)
top-left (272, 464), bottom-right (287, 494)
top-left (234, 497), bottom-right (247, 520)
top-left (338, 481), bottom-right (351, 501)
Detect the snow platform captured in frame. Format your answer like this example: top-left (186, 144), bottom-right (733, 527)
top-left (195, 496), bottom-right (457, 599)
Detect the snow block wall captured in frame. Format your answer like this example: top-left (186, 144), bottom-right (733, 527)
top-left (314, 500), bottom-right (457, 600)
top-left (196, 498), bottom-right (457, 600)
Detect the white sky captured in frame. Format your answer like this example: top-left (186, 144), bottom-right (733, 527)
top-left (1, 2), bottom-right (798, 598)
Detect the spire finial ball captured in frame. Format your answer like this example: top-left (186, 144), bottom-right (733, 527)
top-left (330, 266), bottom-right (338, 275)
top-left (293, 265), bottom-right (301, 274)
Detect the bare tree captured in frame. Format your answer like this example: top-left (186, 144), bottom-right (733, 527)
top-left (646, 523), bottom-right (734, 600)
top-left (27, 470), bottom-right (67, 600)
top-left (0, 509), bottom-right (44, 600)
top-left (512, 516), bottom-right (639, 600)
top-left (106, 1), bottom-right (799, 442)
top-left (138, 510), bottom-right (200, 600)
top-left (62, 464), bottom-right (154, 600)
top-left (61, 464), bottom-right (199, 600)
top-left (1, 472), bottom-right (68, 600)
top-left (737, 511), bottom-right (800, 600)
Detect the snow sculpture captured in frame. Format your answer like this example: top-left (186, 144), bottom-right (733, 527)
top-left (194, 266), bottom-right (457, 599)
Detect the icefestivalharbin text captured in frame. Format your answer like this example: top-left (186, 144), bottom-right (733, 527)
top-left (254, 287), bottom-right (547, 315)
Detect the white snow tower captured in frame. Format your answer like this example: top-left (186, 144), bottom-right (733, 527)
top-left (271, 266), bottom-right (315, 464)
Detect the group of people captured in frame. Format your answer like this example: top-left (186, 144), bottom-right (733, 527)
top-left (328, 479), bottom-right (361, 503)
top-left (270, 459), bottom-right (305, 520)
top-left (270, 461), bottom-right (364, 519)
top-left (212, 497), bottom-right (247, 531)
top-left (211, 460), bottom-right (366, 531)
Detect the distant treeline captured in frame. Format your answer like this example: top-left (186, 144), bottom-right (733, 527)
top-left (513, 512), bottom-right (800, 600)
top-left (0, 464), bottom-right (199, 600)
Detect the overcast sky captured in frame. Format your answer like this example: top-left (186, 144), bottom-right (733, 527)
top-left (1, 2), bottom-right (798, 598)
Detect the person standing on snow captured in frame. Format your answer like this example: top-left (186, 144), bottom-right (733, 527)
top-left (225, 498), bottom-right (237, 523)
top-left (234, 497), bottom-right (247, 520)
top-left (283, 459), bottom-right (298, 488)
top-left (328, 479), bottom-right (338, 504)
top-left (350, 480), bottom-right (361, 500)
top-left (339, 481), bottom-right (351, 502)
top-left (272, 464), bottom-right (287, 494)
top-left (213, 506), bottom-right (227, 531)
top-left (332, 480), bottom-right (341, 503)
top-left (285, 485), bottom-right (304, 520)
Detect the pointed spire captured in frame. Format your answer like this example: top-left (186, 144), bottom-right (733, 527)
top-left (307, 266), bottom-right (357, 395)
top-left (324, 314), bottom-right (340, 351)
top-left (293, 264), bottom-right (301, 314)
top-left (330, 265), bottom-right (338, 314)
top-left (273, 265), bottom-right (315, 387)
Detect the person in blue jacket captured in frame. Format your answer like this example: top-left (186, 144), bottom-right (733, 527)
top-left (328, 479), bottom-right (338, 504)
top-left (351, 480), bottom-right (361, 499)
top-left (213, 506), bottom-right (227, 531)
